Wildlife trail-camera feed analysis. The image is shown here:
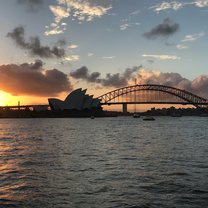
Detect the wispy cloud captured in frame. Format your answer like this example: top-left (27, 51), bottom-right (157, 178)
top-left (151, 0), bottom-right (208, 13)
top-left (88, 53), bottom-right (94, 57)
top-left (195, 0), bottom-right (208, 7)
top-left (120, 22), bottom-right (140, 31)
top-left (70, 0), bottom-right (112, 21)
top-left (176, 44), bottom-right (188, 49)
top-left (44, 26), bottom-right (66, 36)
top-left (68, 44), bottom-right (79, 49)
top-left (49, 5), bottom-right (70, 22)
top-left (119, 9), bottom-right (140, 31)
top-left (102, 56), bottom-right (116, 59)
top-left (120, 23), bottom-right (130, 31)
top-left (181, 32), bottom-right (205, 42)
top-left (142, 54), bottom-right (181, 60)
top-left (64, 55), bottom-right (80, 61)
top-left (150, 1), bottom-right (184, 13)
top-left (174, 32), bottom-right (204, 50)
top-left (130, 9), bottom-right (140, 16)
top-left (45, 0), bottom-right (112, 36)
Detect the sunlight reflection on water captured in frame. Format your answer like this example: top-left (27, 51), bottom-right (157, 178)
top-left (0, 117), bottom-right (208, 207)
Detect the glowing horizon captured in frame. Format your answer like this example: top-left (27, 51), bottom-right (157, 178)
top-left (0, 0), bottom-right (207, 107)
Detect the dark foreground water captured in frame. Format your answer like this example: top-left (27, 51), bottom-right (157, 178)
top-left (0, 117), bottom-right (208, 208)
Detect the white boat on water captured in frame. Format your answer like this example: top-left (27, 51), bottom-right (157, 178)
top-left (133, 113), bottom-right (140, 118)
top-left (143, 116), bottom-right (155, 121)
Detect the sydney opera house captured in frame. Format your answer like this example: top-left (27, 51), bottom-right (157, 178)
top-left (48, 88), bottom-right (101, 111)
top-left (0, 88), bottom-right (106, 118)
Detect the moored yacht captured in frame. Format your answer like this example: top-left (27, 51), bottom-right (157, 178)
top-left (133, 113), bottom-right (140, 118)
top-left (143, 116), bottom-right (155, 121)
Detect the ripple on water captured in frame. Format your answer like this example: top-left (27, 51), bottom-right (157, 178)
top-left (0, 117), bottom-right (208, 208)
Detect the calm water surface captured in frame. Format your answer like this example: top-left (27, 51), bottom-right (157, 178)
top-left (0, 117), bottom-right (208, 208)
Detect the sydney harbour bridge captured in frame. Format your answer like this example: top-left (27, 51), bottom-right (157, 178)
top-left (97, 84), bottom-right (208, 113)
top-left (0, 84), bottom-right (208, 113)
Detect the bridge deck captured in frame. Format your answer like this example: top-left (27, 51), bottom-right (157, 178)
top-left (101, 102), bottom-right (208, 105)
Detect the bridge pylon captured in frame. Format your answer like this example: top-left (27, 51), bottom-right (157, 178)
top-left (122, 103), bottom-right (128, 114)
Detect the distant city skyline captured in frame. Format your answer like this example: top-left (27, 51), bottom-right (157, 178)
top-left (0, 0), bottom-right (208, 110)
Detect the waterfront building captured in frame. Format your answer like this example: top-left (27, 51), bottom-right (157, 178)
top-left (48, 88), bottom-right (100, 111)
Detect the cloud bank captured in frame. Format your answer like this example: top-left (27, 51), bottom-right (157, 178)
top-left (7, 26), bottom-right (66, 59)
top-left (144, 18), bottom-right (179, 39)
top-left (0, 60), bottom-right (72, 96)
top-left (71, 66), bottom-right (208, 98)
top-left (136, 69), bottom-right (208, 98)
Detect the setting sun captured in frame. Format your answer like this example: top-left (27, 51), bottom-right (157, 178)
top-left (0, 91), bottom-right (14, 106)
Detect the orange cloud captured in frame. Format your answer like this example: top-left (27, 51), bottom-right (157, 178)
top-left (0, 60), bottom-right (72, 97)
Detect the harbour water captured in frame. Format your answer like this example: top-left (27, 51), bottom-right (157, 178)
top-left (0, 117), bottom-right (208, 208)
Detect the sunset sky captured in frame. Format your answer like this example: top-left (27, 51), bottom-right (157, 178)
top-left (0, 0), bottom-right (208, 109)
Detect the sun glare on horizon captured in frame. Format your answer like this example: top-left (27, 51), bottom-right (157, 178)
top-left (0, 91), bottom-right (15, 106)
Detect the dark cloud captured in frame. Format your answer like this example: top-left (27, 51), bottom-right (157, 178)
top-left (30, 59), bottom-right (44, 69)
top-left (17, 0), bottom-right (43, 12)
top-left (137, 70), bottom-right (208, 98)
top-left (70, 66), bottom-right (101, 82)
top-left (7, 26), bottom-right (66, 59)
top-left (70, 66), bottom-right (142, 88)
top-left (101, 67), bottom-right (140, 87)
top-left (144, 18), bottom-right (179, 39)
top-left (0, 60), bottom-right (72, 96)
top-left (19, 59), bottom-right (44, 70)
top-left (71, 66), bottom-right (208, 98)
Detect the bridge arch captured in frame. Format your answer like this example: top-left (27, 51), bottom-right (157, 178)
top-left (97, 84), bottom-right (208, 108)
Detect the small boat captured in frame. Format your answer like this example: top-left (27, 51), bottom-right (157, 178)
top-left (133, 113), bottom-right (140, 118)
top-left (143, 116), bottom-right (155, 121)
